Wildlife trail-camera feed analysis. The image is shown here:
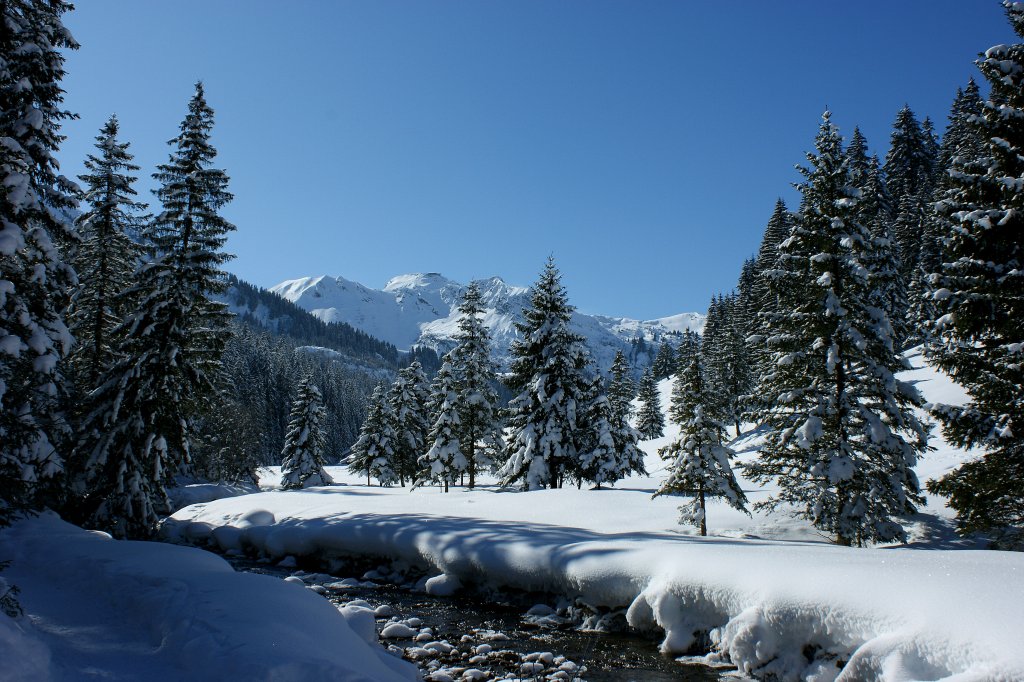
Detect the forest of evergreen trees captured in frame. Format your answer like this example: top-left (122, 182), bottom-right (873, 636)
top-left (0, 0), bottom-right (1021, 552)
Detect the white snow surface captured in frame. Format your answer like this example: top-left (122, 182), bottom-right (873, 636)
top-left (165, 351), bottom-right (1024, 680)
top-left (0, 513), bottom-right (417, 682)
top-left (270, 272), bottom-right (703, 370)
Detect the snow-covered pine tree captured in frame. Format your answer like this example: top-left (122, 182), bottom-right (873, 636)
top-left (938, 79), bottom-right (984, 176)
top-left (746, 111), bottom-right (927, 547)
top-left (912, 81), bottom-right (987, 350)
top-left (674, 330), bottom-right (700, 377)
top-left (447, 281), bottom-right (503, 488)
top-left (280, 376), bottom-right (333, 489)
top-left (734, 257), bottom-right (758, 343)
top-left (651, 342), bottom-right (676, 381)
top-left (348, 385), bottom-right (398, 486)
top-left (577, 374), bottom-right (641, 488)
top-left (0, 0), bottom-right (78, 524)
top-left (747, 200), bottom-right (794, 410)
top-left (602, 371), bottom-right (645, 478)
top-left (925, 3), bottom-right (1024, 550)
top-left (416, 361), bottom-right (465, 492)
top-left (500, 257), bottom-right (593, 490)
top-left (635, 368), bottom-right (665, 439)
top-left (68, 115), bottom-right (146, 387)
top-left (846, 129), bottom-right (910, 346)
top-left (657, 356), bottom-right (748, 536)
top-left (701, 294), bottom-right (749, 435)
top-left (388, 361), bottom-right (431, 487)
top-left (606, 349), bottom-right (636, 421)
top-left (72, 83), bottom-right (236, 538)
top-left (884, 104), bottom-right (938, 279)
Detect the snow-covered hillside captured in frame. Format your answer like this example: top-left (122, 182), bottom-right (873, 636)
top-left (270, 273), bottom-right (704, 371)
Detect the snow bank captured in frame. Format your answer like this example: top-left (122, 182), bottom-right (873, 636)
top-left (167, 481), bottom-right (257, 511)
top-left (0, 513), bottom-right (416, 682)
top-left (166, 489), bottom-right (1024, 681)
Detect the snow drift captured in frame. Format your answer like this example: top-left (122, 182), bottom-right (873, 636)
top-left (0, 513), bottom-right (416, 682)
top-left (165, 489), bottom-right (1024, 681)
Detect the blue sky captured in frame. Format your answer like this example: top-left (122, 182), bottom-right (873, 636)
top-left (58, 2), bottom-right (1014, 319)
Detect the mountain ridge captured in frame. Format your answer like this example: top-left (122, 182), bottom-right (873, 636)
top-left (270, 272), bottom-right (704, 372)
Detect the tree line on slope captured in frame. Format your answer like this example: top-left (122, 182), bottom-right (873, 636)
top-left (627, 3), bottom-right (1022, 548)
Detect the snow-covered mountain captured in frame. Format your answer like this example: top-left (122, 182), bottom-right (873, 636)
top-left (270, 273), bottom-right (704, 372)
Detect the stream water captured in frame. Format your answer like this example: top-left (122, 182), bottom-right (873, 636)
top-left (230, 557), bottom-right (738, 681)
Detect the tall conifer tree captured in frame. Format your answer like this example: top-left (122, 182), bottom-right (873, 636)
top-left (500, 258), bottom-right (593, 489)
top-left (925, 3), bottom-right (1024, 549)
top-left (747, 112), bottom-right (927, 546)
top-left (0, 0), bottom-right (78, 524)
top-left (447, 282), bottom-right (502, 488)
top-left (635, 368), bottom-right (665, 439)
top-left (73, 84), bottom-right (236, 537)
top-left (657, 356), bottom-right (748, 536)
top-left (280, 376), bottom-right (332, 489)
top-left (349, 385), bottom-right (398, 486)
top-left (69, 116), bottom-right (146, 386)
top-left (388, 361), bottom-right (431, 487)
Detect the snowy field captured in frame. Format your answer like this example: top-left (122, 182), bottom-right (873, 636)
top-left (161, 352), bottom-right (1024, 681)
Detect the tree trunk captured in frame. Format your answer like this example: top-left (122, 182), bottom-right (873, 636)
top-left (699, 486), bottom-right (707, 537)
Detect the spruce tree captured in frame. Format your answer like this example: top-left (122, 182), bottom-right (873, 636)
top-left (925, 3), bottom-right (1024, 549)
top-left (746, 112), bottom-right (927, 546)
top-left (416, 361), bottom-right (465, 492)
top-left (635, 368), bottom-right (665, 439)
top-left (349, 385), bottom-right (398, 486)
top-left (68, 115), bottom-right (146, 387)
top-left (577, 375), bottom-right (637, 488)
top-left (884, 104), bottom-right (939, 279)
top-left (651, 342), bottom-right (677, 381)
top-left (280, 376), bottom-right (333, 489)
top-left (388, 361), bottom-right (431, 486)
top-left (846, 130), bottom-right (910, 346)
top-left (657, 356), bottom-right (748, 536)
top-left (500, 257), bottom-right (593, 489)
top-left (0, 0), bottom-right (78, 525)
top-left (448, 282), bottom-right (502, 488)
top-left (938, 79), bottom-right (984, 176)
top-left (72, 84), bottom-right (236, 537)
top-left (606, 350), bottom-right (636, 421)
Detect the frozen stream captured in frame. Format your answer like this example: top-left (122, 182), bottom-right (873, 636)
top-left (230, 557), bottom-right (737, 681)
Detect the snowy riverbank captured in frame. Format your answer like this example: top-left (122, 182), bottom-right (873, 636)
top-left (0, 513), bottom-right (417, 682)
top-left (164, 484), bottom-right (1024, 681)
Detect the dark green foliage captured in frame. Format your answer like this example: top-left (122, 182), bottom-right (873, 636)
top-left (500, 258), bottom-right (593, 489)
top-left (388, 361), bottom-right (431, 486)
top-left (925, 3), bottom-right (1024, 550)
top-left (225, 275), bottom-right (403, 368)
top-left (349, 385), bottom-right (398, 486)
top-left (651, 342), bottom-right (677, 381)
top-left (445, 282), bottom-right (503, 488)
top-left (72, 84), bottom-right (235, 538)
top-left (68, 116), bottom-right (147, 388)
top-left (606, 350), bottom-right (636, 421)
top-left (280, 376), bottom-right (331, 489)
top-left (635, 368), bottom-right (665, 439)
top-left (884, 104), bottom-right (940, 281)
top-left (657, 356), bottom-right (748, 536)
top-left (0, 0), bottom-right (78, 527)
top-left (747, 112), bottom-right (927, 546)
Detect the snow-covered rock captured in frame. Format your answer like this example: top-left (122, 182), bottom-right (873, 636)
top-left (270, 272), bottom-right (703, 371)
